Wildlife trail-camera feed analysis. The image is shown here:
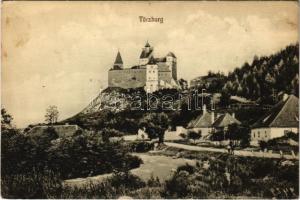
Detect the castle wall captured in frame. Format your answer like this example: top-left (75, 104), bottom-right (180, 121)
top-left (158, 71), bottom-right (172, 84)
top-left (166, 57), bottom-right (177, 80)
top-left (108, 68), bottom-right (147, 89)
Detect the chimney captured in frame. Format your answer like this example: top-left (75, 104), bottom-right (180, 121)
top-left (232, 113), bottom-right (235, 119)
top-left (211, 111), bottom-right (215, 123)
top-left (202, 104), bottom-right (207, 114)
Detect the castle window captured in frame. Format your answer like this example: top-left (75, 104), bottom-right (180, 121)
top-left (253, 133), bottom-right (255, 138)
top-left (258, 131), bottom-right (260, 138)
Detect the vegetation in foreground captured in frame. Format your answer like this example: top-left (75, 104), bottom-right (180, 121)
top-left (13, 152), bottom-right (296, 199)
top-left (1, 108), bottom-right (142, 198)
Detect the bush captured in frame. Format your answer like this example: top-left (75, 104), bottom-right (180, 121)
top-left (1, 169), bottom-right (62, 199)
top-left (259, 140), bottom-right (268, 150)
top-left (125, 155), bottom-right (143, 169)
top-left (109, 171), bottom-right (146, 190)
top-left (163, 171), bottom-right (191, 198)
top-left (177, 163), bottom-right (195, 174)
top-left (130, 141), bottom-right (154, 152)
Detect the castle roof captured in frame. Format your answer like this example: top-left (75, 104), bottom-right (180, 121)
top-left (140, 48), bottom-right (153, 59)
top-left (114, 51), bottom-right (123, 64)
top-left (167, 52), bottom-right (176, 58)
top-left (155, 57), bottom-right (166, 62)
top-left (252, 95), bottom-right (299, 128)
top-left (148, 56), bottom-right (156, 64)
top-left (145, 41), bottom-right (151, 47)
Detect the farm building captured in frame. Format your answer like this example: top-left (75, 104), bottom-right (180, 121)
top-left (250, 94), bottom-right (299, 146)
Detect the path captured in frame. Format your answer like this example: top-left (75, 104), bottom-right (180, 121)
top-left (130, 153), bottom-right (196, 181)
top-left (64, 153), bottom-right (196, 188)
top-left (165, 142), bottom-right (298, 160)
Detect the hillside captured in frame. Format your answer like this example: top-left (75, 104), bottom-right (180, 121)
top-left (192, 43), bottom-right (299, 105)
top-left (80, 87), bottom-right (146, 114)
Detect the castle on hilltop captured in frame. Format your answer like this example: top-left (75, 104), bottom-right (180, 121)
top-left (108, 42), bottom-right (179, 93)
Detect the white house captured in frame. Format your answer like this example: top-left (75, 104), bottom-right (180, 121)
top-left (187, 104), bottom-right (240, 139)
top-left (187, 105), bottom-right (215, 137)
top-left (250, 94), bottom-right (299, 146)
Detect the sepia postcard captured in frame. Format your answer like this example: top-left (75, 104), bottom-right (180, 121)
top-left (1, 1), bottom-right (299, 199)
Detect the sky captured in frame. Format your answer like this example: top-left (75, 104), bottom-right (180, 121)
top-left (2, 1), bottom-right (298, 128)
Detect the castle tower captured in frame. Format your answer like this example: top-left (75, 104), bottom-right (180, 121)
top-left (139, 41), bottom-right (153, 66)
top-left (145, 56), bottom-right (158, 93)
top-left (166, 52), bottom-right (177, 80)
top-left (113, 51), bottom-right (123, 70)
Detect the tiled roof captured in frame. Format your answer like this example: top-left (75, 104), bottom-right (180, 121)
top-left (27, 125), bottom-right (79, 137)
top-left (252, 95), bottom-right (299, 128)
top-left (188, 112), bottom-right (213, 128)
top-left (212, 113), bottom-right (241, 128)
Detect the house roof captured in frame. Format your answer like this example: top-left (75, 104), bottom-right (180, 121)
top-left (212, 113), bottom-right (241, 128)
top-left (27, 125), bottom-right (79, 137)
top-left (114, 51), bottom-right (123, 64)
top-left (188, 111), bottom-right (213, 128)
top-left (252, 95), bottom-right (299, 128)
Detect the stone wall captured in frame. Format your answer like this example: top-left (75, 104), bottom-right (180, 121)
top-left (108, 68), bottom-right (147, 89)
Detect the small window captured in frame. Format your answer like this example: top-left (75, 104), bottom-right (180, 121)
top-left (253, 133), bottom-right (255, 138)
top-left (258, 131), bottom-right (260, 138)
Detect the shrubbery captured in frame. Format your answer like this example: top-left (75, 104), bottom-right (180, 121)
top-left (162, 154), bottom-right (299, 199)
top-left (1, 126), bottom-right (142, 198)
top-left (129, 141), bottom-right (154, 152)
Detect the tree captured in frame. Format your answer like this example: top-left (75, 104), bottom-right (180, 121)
top-left (178, 79), bottom-right (188, 90)
top-left (1, 108), bottom-right (13, 130)
top-left (227, 123), bottom-right (250, 147)
top-left (45, 105), bottom-right (59, 124)
top-left (187, 130), bottom-right (201, 144)
top-left (220, 91), bottom-right (230, 107)
top-left (139, 113), bottom-right (170, 143)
